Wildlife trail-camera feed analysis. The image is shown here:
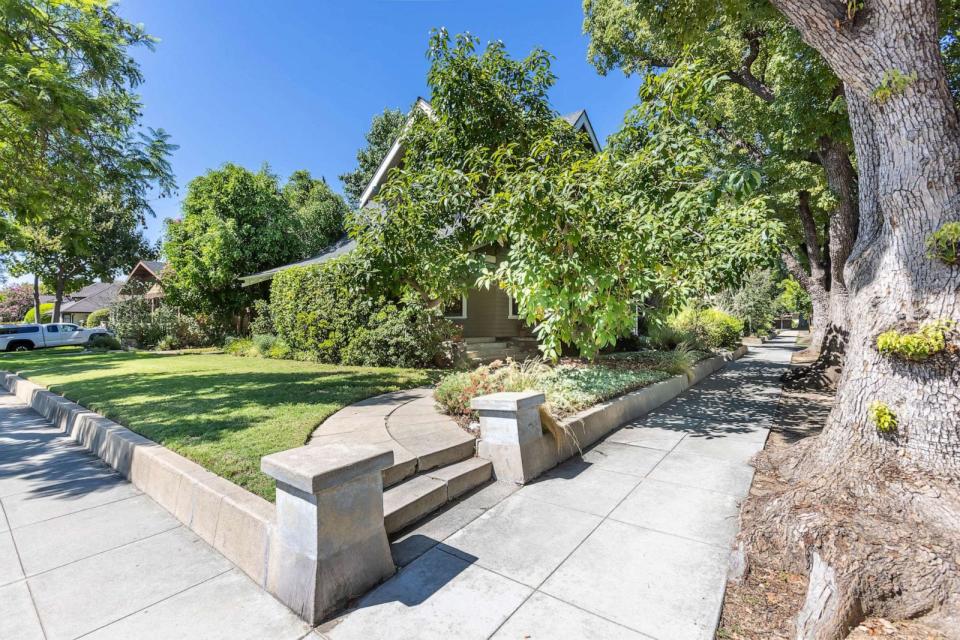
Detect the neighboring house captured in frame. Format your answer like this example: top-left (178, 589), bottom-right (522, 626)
top-left (61, 282), bottom-right (123, 325)
top-left (241, 99), bottom-right (601, 346)
top-left (125, 260), bottom-right (167, 311)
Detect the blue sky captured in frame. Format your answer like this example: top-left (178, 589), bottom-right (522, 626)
top-left (120, 0), bottom-right (641, 245)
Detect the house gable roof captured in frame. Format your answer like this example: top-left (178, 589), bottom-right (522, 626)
top-left (128, 260), bottom-right (167, 281)
top-left (358, 101), bottom-right (601, 209)
top-left (358, 97), bottom-right (433, 209)
top-left (61, 282), bottom-right (122, 314)
top-left (239, 236), bottom-right (357, 287)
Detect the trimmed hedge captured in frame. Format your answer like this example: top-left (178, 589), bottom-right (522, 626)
top-left (86, 308), bottom-right (110, 327)
top-left (670, 307), bottom-right (743, 350)
top-left (271, 256), bottom-right (380, 363)
top-left (23, 303), bottom-right (54, 323)
top-left (271, 256), bottom-right (459, 367)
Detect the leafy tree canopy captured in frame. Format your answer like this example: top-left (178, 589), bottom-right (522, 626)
top-left (0, 0), bottom-right (176, 228)
top-left (3, 192), bottom-right (153, 301)
top-left (283, 169), bottom-right (349, 254)
top-left (163, 164), bottom-right (346, 322)
top-left (351, 30), bottom-right (783, 359)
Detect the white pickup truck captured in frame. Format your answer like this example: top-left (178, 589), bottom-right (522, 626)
top-left (0, 323), bottom-right (114, 352)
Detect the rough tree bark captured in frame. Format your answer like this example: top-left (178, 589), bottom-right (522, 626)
top-left (740, 1), bottom-right (960, 638)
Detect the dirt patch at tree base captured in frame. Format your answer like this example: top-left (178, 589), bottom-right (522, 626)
top-left (847, 618), bottom-right (946, 640)
top-left (717, 384), bottom-right (832, 639)
top-left (718, 374), bottom-right (960, 640)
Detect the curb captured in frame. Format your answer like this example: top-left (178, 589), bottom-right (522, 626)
top-left (0, 372), bottom-right (274, 588)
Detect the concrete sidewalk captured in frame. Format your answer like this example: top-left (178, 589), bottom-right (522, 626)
top-left (0, 391), bottom-right (311, 640)
top-left (318, 337), bottom-right (797, 640)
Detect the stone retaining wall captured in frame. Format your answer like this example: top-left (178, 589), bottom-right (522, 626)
top-left (474, 345), bottom-right (749, 484)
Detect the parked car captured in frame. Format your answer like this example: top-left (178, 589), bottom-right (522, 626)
top-left (0, 323), bottom-right (114, 352)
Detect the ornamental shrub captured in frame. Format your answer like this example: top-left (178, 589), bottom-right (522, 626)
top-left (648, 323), bottom-right (693, 351)
top-left (341, 300), bottom-right (458, 368)
top-left (85, 308), bottom-right (110, 327)
top-left (251, 333), bottom-right (277, 357)
top-left (249, 299), bottom-right (274, 336)
top-left (88, 334), bottom-right (122, 351)
top-left (23, 303), bottom-right (54, 323)
top-left (270, 256), bottom-right (381, 363)
top-left (670, 307), bottom-right (743, 350)
top-left (0, 284), bottom-right (36, 322)
top-left (224, 337), bottom-right (254, 356)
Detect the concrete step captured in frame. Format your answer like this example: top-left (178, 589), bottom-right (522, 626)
top-left (382, 428), bottom-right (477, 489)
top-left (466, 348), bottom-right (537, 363)
top-left (383, 457), bottom-right (493, 534)
top-left (464, 337), bottom-right (497, 344)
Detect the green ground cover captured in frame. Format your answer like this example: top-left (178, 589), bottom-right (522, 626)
top-left (434, 350), bottom-right (709, 420)
top-left (0, 348), bottom-right (437, 500)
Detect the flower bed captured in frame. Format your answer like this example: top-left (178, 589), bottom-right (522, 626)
top-left (434, 349), bottom-right (710, 420)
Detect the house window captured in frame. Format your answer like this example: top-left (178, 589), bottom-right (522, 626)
top-left (443, 294), bottom-right (468, 320)
top-left (508, 295), bottom-right (521, 319)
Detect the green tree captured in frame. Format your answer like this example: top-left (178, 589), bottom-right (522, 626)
top-left (4, 192), bottom-right (155, 321)
top-left (776, 276), bottom-right (812, 319)
top-left (351, 30), bottom-right (782, 359)
top-left (339, 108), bottom-right (406, 208)
top-left (282, 170), bottom-right (349, 253)
top-left (583, 0), bottom-right (857, 367)
top-left (349, 31), bottom-right (562, 305)
top-left (712, 268), bottom-right (783, 336)
top-left (162, 164), bottom-right (301, 327)
top-left (0, 0), bottom-right (176, 227)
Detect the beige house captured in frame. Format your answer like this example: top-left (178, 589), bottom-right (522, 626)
top-left (241, 101), bottom-right (601, 350)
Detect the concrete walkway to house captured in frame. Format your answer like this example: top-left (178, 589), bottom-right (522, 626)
top-left (310, 387), bottom-right (476, 486)
top-left (317, 336), bottom-right (797, 640)
top-left (0, 391), bottom-right (311, 640)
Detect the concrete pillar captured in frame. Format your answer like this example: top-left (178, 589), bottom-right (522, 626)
top-left (261, 444), bottom-right (395, 624)
top-left (472, 391), bottom-right (549, 484)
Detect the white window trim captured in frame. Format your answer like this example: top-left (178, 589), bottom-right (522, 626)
top-left (507, 295), bottom-right (520, 320)
top-left (444, 293), bottom-right (468, 320)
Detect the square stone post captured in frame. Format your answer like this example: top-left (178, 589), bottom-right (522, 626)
top-left (472, 391), bottom-right (549, 484)
top-left (261, 443), bottom-right (395, 624)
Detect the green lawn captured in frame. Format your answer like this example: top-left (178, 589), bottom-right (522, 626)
top-left (0, 348), bottom-right (438, 500)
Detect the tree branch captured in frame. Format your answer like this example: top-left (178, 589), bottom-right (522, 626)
top-left (796, 190), bottom-right (825, 270)
top-left (726, 31), bottom-right (776, 103)
top-left (712, 124), bottom-right (766, 163)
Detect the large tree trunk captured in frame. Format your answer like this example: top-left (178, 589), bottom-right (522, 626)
top-left (52, 269), bottom-right (65, 323)
top-left (787, 139), bottom-right (860, 387)
top-left (816, 136), bottom-right (858, 375)
top-left (782, 248), bottom-right (829, 348)
top-left (745, 1), bottom-right (960, 637)
top-left (32, 274), bottom-right (41, 323)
